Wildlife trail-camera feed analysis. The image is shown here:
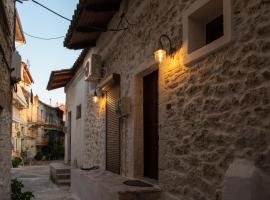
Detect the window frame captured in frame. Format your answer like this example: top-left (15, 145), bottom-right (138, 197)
top-left (182, 0), bottom-right (232, 66)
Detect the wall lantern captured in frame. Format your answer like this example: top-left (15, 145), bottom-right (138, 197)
top-left (154, 34), bottom-right (173, 63)
top-left (92, 90), bottom-right (99, 103)
top-left (92, 88), bottom-right (104, 103)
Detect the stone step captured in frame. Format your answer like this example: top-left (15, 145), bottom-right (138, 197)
top-left (50, 163), bottom-right (71, 185)
top-left (56, 173), bottom-right (71, 180)
top-left (55, 168), bottom-right (71, 174)
top-left (57, 179), bottom-right (71, 186)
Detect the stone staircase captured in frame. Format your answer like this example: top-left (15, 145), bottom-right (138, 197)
top-left (50, 163), bottom-right (71, 186)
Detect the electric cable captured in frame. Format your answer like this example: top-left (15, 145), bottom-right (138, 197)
top-left (31, 0), bottom-right (71, 22)
top-left (29, 0), bottom-right (129, 32)
top-left (23, 31), bottom-right (65, 40)
top-left (20, 0), bottom-right (130, 32)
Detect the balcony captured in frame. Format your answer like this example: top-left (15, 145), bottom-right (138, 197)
top-left (36, 137), bottom-right (49, 146)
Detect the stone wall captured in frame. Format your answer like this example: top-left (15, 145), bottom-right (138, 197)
top-left (0, 0), bottom-right (15, 199)
top-left (82, 0), bottom-right (270, 199)
top-left (83, 83), bottom-right (106, 169)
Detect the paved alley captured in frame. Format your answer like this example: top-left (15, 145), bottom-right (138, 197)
top-left (12, 165), bottom-right (74, 200)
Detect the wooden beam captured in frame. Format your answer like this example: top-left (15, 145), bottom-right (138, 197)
top-left (76, 26), bottom-right (107, 33)
top-left (53, 74), bottom-right (73, 79)
top-left (51, 79), bottom-right (70, 84)
top-left (68, 40), bottom-right (96, 50)
top-left (54, 71), bottom-right (72, 76)
top-left (84, 3), bottom-right (119, 12)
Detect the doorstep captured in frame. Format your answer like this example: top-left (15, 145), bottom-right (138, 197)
top-left (71, 169), bottom-right (161, 200)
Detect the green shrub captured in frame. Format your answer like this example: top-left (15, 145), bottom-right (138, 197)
top-left (34, 151), bottom-right (43, 161)
top-left (11, 178), bottom-right (34, 200)
top-left (12, 158), bottom-right (21, 168)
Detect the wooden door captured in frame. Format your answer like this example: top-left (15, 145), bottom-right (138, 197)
top-left (68, 111), bottom-right (72, 163)
top-left (143, 70), bottom-right (159, 179)
top-left (106, 83), bottom-right (120, 174)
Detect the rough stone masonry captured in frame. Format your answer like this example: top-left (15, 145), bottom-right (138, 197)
top-left (0, 0), bottom-right (15, 199)
top-left (79, 0), bottom-right (270, 199)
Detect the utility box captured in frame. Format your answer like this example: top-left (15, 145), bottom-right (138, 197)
top-left (11, 50), bottom-right (22, 83)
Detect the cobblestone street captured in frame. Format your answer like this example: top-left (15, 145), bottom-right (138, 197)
top-left (12, 165), bottom-right (74, 200)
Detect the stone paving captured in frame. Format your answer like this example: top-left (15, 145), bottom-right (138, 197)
top-left (12, 165), bottom-right (75, 200)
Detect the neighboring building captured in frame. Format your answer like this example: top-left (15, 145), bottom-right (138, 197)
top-left (47, 54), bottom-right (90, 166)
top-left (0, 0), bottom-right (16, 198)
top-left (48, 0), bottom-right (270, 200)
top-left (12, 61), bottom-right (34, 158)
top-left (21, 95), bottom-right (65, 158)
top-left (12, 63), bottom-right (64, 160)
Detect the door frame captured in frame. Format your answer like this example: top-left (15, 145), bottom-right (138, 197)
top-left (133, 64), bottom-right (159, 179)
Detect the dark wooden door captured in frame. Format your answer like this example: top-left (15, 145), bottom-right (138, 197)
top-left (143, 70), bottom-right (159, 179)
top-left (106, 83), bottom-right (121, 174)
top-left (68, 111), bottom-right (72, 163)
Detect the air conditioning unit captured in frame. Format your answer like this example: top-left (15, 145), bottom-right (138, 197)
top-left (11, 50), bottom-right (22, 83)
top-left (84, 54), bottom-right (101, 81)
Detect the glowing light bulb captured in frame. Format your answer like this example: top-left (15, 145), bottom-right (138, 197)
top-left (93, 91), bottom-right (98, 103)
top-left (154, 49), bottom-right (166, 63)
top-left (93, 96), bottom-right (98, 103)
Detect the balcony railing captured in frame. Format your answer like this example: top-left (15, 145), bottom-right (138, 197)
top-left (36, 137), bottom-right (49, 146)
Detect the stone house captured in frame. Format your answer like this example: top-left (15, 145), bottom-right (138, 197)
top-left (22, 95), bottom-right (65, 159)
top-left (11, 62), bottom-right (64, 161)
top-left (0, 0), bottom-right (17, 198)
top-left (47, 50), bottom-right (99, 167)
top-left (12, 61), bottom-right (34, 158)
top-left (48, 0), bottom-right (270, 199)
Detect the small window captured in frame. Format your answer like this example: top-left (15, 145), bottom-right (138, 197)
top-left (183, 0), bottom-right (232, 65)
top-left (206, 15), bottom-right (224, 44)
top-left (76, 104), bottom-right (81, 119)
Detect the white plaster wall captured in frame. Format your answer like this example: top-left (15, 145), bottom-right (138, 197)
top-left (66, 66), bottom-right (89, 168)
top-left (12, 106), bottom-right (20, 122)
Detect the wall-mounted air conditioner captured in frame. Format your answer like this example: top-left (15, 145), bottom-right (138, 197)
top-left (84, 54), bottom-right (101, 81)
top-left (11, 50), bottom-right (22, 83)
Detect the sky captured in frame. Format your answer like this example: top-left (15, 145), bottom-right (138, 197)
top-left (16, 0), bottom-right (80, 106)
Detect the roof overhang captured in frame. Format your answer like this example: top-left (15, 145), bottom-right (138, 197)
top-left (47, 69), bottom-right (73, 90)
top-left (22, 62), bottom-right (34, 84)
top-left (47, 49), bottom-right (88, 90)
top-left (64, 0), bottom-right (121, 50)
top-left (15, 9), bottom-right (26, 44)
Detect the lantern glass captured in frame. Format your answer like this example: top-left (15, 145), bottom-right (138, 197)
top-left (93, 95), bottom-right (98, 103)
top-left (154, 49), bottom-right (166, 63)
